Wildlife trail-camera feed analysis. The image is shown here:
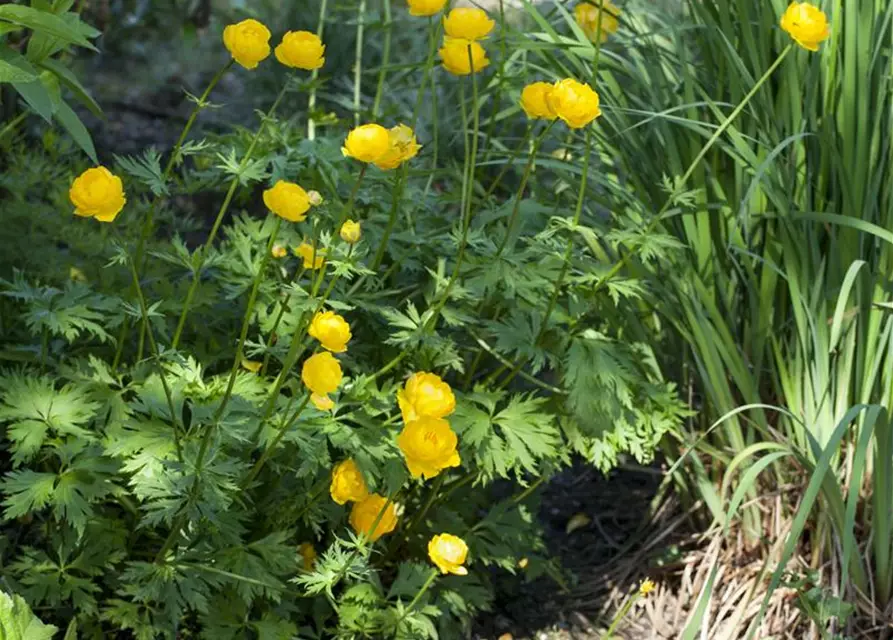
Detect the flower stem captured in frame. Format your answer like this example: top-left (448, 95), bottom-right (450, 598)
top-left (603, 591), bottom-right (642, 639)
top-left (353, 0), bottom-right (367, 126)
top-left (396, 568), bottom-right (438, 627)
top-left (171, 83), bottom-right (290, 350)
top-left (241, 392), bottom-right (311, 488)
top-left (371, 169), bottom-right (404, 270)
top-left (307, 0), bottom-right (329, 140)
top-left (371, 0), bottom-right (392, 118)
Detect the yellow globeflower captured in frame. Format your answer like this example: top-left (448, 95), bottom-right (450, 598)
top-left (69, 167), bottom-right (126, 223)
top-left (301, 351), bottom-right (342, 399)
top-left (439, 37), bottom-right (490, 75)
top-left (639, 578), bottom-right (656, 597)
top-left (574, 0), bottom-right (621, 44)
top-left (780, 2), bottom-right (830, 51)
top-left (374, 124), bottom-right (422, 171)
top-left (443, 7), bottom-right (495, 40)
top-left (342, 124), bottom-right (390, 163)
top-left (330, 459), bottom-right (369, 505)
top-left (222, 19), bottom-right (271, 69)
top-left (308, 190), bottom-right (324, 206)
top-left (340, 220), bottom-right (362, 244)
top-left (520, 82), bottom-right (557, 120)
top-left (294, 243), bottom-right (326, 269)
top-left (397, 416), bottom-right (461, 479)
top-left (428, 533), bottom-right (469, 575)
top-left (397, 372), bottom-right (456, 423)
top-left (547, 78), bottom-right (602, 129)
top-left (350, 494), bottom-right (398, 541)
top-left (308, 310), bottom-right (352, 353)
top-left (275, 30), bottom-right (326, 69)
top-left (298, 542), bottom-right (317, 570)
top-left (263, 180), bottom-right (311, 222)
top-left (240, 358), bottom-right (262, 373)
top-left (272, 244), bottom-right (288, 258)
top-left (407, 0), bottom-right (447, 17)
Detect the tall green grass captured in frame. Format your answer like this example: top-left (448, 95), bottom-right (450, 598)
top-left (514, 0), bottom-right (893, 632)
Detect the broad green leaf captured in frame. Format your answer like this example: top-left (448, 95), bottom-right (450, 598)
top-left (40, 58), bottom-right (102, 116)
top-left (0, 5), bottom-right (97, 49)
top-left (0, 47), bottom-right (38, 84)
top-left (55, 100), bottom-right (97, 162)
top-left (0, 590), bottom-right (58, 640)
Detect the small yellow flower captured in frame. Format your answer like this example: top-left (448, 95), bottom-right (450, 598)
top-left (308, 310), bottom-right (352, 353)
top-left (240, 358), bottom-right (262, 373)
top-left (639, 578), bottom-right (656, 597)
top-left (275, 30), bottom-right (326, 70)
top-left (340, 220), bottom-right (362, 244)
top-left (428, 533), bottom-right (469, 575)
top-left (520, 82), bottom-right (557, 120)
top-left (374, 124), bottom-right (422, 171)
top-left (69, 266), bottom-right (87, 283)
top-left (350, 493), bottom-right (398, 541)
top-left (574, 0), bottom-right (621, 44)
top-left (272, 244), bottom-right (288, 258)
top-left (780, 2), bottom-right (830, 52)
top-left (301, 351), bottom-right (342, 398)
top-left (397, 416), bottom-right (461, 480)
top-left (69, 166), bottom-right (126, 222)
top-left (308, 190), bottom-right (324, 206)
top-left (518, 557), bottom-right (529, 569)
top-left (443, 7), bottom-right (495, 40)
top-left (311, 393), bottom-right (335, 411)
top-left (342, 124), bottom-right (391, 163)
top-left (263, 180), bottom-right (311, 222)
top-left (407, 0), bottom-right (447, 17)
top-left (330, 459), bottom-right (370, 505)
top-left (298, 542), bottom-right (317, 570)
top-left (439, 37), bottom-right (490, 75)
top-left (222, 19), bottom-right (271, 69)
top-left (294, 243), bottom-right (326, 269)
top-left (547, 78), bottom-right (602, 129)
top-left (397, 372), bottom-right (456, 423)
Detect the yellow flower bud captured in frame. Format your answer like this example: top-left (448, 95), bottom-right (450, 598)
top-left (272, 244), bottom-right (288, 258)
top-left (350, 493), bottom-right (398, 541)
top-left (397, 416), bottom-right (461, 480)
top-left (294, 243), bottom-right (326, 269)
top-left (397, 372), bottom-right (456, 423)
top-left (69, 166), bottom-right (126, 222)
top-left (301, 351), bottom-right (342, 396)
top-left (263, 180), bottom-right (311, 222)
top-left (780, 2), bottom-right (830, 51)
top-left (308, 190), bottom-right (324, 206)
top-left (308, 310), bottom-right (352, 353)
top-left (406, 0), bottom-right (447, 17)
top-left (547, 78), bottom-right (602, 129)
top-left (69, 266), bottom-right (87, 283)
top-left (374, 124), bottom-right (422, 171)
top-left (275, 30), bottom-right (326, 70)
top-left (340, 220), bottom-right (362, 244)
top-left (573, 0), bottom-right (620, 44)
top-left (520, 82), bottom-right (557, 120)
top-left (298, 542), bottom-right (317, 570)
top-left (428, 533), bottom-right (469, 575)
top-left (442, 7), bottom-right (495, 40)
top-left (310, 393), bottom-right (335, 411)
top-left (439, 37), bottom-right (490, 76)
top-left (342, 124), bottom-right (390, 163)
top-left (330, 459), bottom-right (370, 505)
top-left (222, 19), bottom-right (271, 69)
top-left (240, 358), bottom-right (262, 373)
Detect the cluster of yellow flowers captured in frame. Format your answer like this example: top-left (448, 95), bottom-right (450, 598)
top-left (222, 19), bottom-right (325, 71)
top-left (520, 78), bottom-right (602, 129)
top-left (301, 308), bottom-right (351, 410)
top-left (438, 8), bottom-right (494, 75)
top-left (342, 123), bottom-right (421, 170)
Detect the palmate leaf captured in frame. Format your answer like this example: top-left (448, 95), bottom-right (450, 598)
top-left (0, 373), bottom-right (99, 465)
top-left (115, 149), bottom-right (168, 196)
top-left (453, 392), bottom-right (562, 481)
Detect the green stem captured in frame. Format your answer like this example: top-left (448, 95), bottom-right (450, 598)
top-left (242, 392), bottom-right (312, 488)
top-left (307, 0), bottom-right (329, 140)
top-left (396, 568), bottom-right (438, 629)
top-left (0, 111), bottom-right (27, 142)
top-left (372, 169), bottom-right (404, 270)
top-left (603, 591), bottom-right (642, 639)
top-left (171, 83), bottom-right (290, 349)
top-left (353, 0), bottom-right (367, 125)
top-left (480, 0), bottom-right (507, 168)
top-left (260, 266), bottom-right (306, 376)
top-left (412, 17), bottom-right (439, 129)
top-left (493, 122), bottom-right (554, 259)
top-left (372, 0), bottom-right (392, 118)
top-left (213, 215), bottom-right (282, 422)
